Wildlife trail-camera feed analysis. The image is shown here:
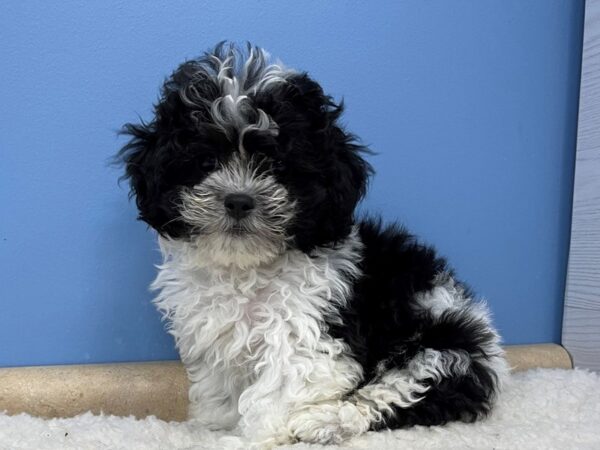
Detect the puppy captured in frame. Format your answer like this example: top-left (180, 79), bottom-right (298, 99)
top-left (118, 42), bottom-right (508, 445)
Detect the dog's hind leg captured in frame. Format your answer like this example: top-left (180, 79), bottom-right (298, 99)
top-left (287, 345), bottom-right (505, 444)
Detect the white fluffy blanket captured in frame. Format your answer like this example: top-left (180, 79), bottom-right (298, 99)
top-left (1, 369), bottom-right (598, 449)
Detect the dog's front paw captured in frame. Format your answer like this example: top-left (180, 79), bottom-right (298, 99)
top-left (287, 401), bottom-right (370, 444)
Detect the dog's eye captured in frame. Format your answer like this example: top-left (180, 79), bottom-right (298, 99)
top-left (201, 156), bottom-right (217, 171)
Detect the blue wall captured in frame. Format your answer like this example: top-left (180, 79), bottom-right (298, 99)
top-left (0, 1), bottom-right (584, 367)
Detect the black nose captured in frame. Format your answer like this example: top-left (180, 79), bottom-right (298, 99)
top-left (224, 193), bottom-right (255, 220)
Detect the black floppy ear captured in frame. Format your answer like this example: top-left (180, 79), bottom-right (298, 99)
top-left (117, 120), bottom-right (186, 237)
top-left (298, 114), bottom-right (373, 251)
top-left (260, 73), bottom-right (373, 250)
top-left (117, 59), bottom-right (221, 238)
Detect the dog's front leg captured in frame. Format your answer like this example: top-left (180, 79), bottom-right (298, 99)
top-left (283, 354), bottom-right (370, 445)
top-left (186, 362), bottom-right (243, 430)
top-left (238, 352), bottom-right (364, 446)
top-left (237, 389), bottom-right (293, 447)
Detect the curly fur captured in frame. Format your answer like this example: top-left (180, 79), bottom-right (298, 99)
top-left (118, 42), bottom-right (508, 446)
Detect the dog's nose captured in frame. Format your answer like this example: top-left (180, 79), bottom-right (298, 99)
top-left (224, 193), bottom-right (255, 220)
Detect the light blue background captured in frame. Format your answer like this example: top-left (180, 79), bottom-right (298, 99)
top-left (0, 1), bottom-right (584, 366)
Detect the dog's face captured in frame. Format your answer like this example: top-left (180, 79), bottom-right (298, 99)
top-left (119, 43), bottom-right (371, 267)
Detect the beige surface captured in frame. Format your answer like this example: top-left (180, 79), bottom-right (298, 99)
top-left (504, 343), bottom-right (572, 371)
top-left (0, 344), bottom-right (571, 422)
top-left (0, 361), bottom-right (189, 421)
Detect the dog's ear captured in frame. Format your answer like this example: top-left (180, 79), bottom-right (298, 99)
top-left (117, 60), bottom-right (222, 237)
top-left (258, 73), bottom-right (373, 250)
top-left (118, 118), bottom-right (185, 237)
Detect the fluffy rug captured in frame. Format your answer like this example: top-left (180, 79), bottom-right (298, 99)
top-left (1, 368), bottom-right (598, 450)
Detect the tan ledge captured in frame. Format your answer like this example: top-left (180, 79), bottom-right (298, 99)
top-left (0, 343), bottom-right (572, 422)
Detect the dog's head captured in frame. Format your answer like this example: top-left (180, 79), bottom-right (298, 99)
top-left (119, 42), bottom-right (371, 267)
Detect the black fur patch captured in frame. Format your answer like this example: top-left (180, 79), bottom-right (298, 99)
top-left (327, 219), bottom-right (499, 428)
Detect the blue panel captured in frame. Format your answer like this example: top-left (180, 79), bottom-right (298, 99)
top-left (0, 1), bottom-right (584, 366)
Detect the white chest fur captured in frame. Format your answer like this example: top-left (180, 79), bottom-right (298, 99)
top-left (151, 233), bottom-right (364, 433)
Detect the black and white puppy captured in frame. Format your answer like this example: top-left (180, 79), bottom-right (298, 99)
top-left (119, 42), bottom-right (508, 446)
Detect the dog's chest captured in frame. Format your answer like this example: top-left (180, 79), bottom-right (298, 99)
top-left (152, 248), bottom-right (353, 369)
